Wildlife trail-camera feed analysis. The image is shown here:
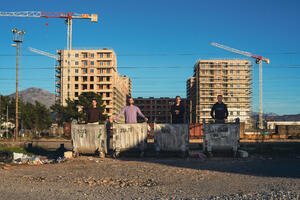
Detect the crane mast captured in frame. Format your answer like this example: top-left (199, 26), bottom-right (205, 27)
top-left (211, 42), bottom-right (270, 129)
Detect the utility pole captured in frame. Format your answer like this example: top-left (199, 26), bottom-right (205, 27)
top-left (12, 28), bottom-right (25, 140)
top-left (0, 96), bottom-right (1, 137)
top-left (6, 105), bottom-right (8, 138)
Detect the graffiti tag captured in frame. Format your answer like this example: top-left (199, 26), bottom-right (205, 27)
top-left (78, 129), bottom-right (87, 138)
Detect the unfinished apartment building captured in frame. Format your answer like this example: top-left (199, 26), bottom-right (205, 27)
top-left (134, 97), bottom-right (187, 123)
top-left (55, 48), bottom-right (132, 119)
top-left (187, 59), bottom-right (252, 124)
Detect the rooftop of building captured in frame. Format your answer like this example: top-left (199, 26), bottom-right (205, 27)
top-left (136, 97), bottom-right (172, 99)
top-left (57, 47), bottom-right (115, 53)
top-left (195, 59), bottom-right (251, 65)
top-left (134, 97), bottom-right (187, 101)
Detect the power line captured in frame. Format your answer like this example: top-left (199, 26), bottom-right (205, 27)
top-left (0, 64), bottom-right (300, 70)
top-left (0, 51), bottom-right (299, 56)
top-left (1, 76), bottom-right (300, 81)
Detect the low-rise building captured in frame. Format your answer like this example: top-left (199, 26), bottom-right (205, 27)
top-left (134, 97), bottom-right (187, 123)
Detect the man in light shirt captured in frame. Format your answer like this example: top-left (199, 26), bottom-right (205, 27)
top-left (113, 98), bottom-right (148, 123)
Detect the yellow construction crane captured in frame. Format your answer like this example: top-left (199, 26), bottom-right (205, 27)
top-left (211, 42), bottom-right (270, 129)
top-left (0, 11), bottom-right (98, 50)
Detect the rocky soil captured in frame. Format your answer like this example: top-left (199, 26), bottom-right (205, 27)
top-left (0, 156), bottom-right (299, 200)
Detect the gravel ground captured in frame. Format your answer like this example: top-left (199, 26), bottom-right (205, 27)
top-left (0, 156), bottom-right (299, 200)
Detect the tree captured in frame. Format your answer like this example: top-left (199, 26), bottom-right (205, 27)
top-left (20, 101), bottom-right (52, 131)
top-left (33, 101), bottom-right (52, 130)
top-left (51, 92), bottom-right (106, 125)
top-left (78, 92), bottom-right (106, 122)
top-left (0, 95), bottom-right (52, 131)
top-left (0, 95), bottom-right (11, 122)
top-left (0, 96), bottom-right (18, 125)
top-left (51, 98), bottom-right (81, 125)
top-left (20, 101), bottom-right (35, 129)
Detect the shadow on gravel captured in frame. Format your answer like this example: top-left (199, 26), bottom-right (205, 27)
top-left (21, 138), bottom-right (300, 179)
top-left (25, 144), bottom-right (67, 159)
top-left (111, 142), bottom-right (300, 179)
top-left (116, 155), bottom-right (300, 179)
top-left (23, 142), bottom-right (300, 179)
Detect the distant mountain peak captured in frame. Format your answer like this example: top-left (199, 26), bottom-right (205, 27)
top-left (8, 87), bottom-right (55, 109)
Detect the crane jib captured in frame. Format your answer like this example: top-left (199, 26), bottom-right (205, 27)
top-left (40, 12), bottom-right (86, 19)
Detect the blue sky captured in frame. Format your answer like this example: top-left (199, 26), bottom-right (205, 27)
top-left (0, 0), bottom-right (299, 115)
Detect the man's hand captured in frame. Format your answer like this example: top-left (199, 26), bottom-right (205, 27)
top-left (144, 117), bottom-right (148, 122)
top-left (175, 110), bottom-right (180, 115)
top-left (111, 116), bottom-right (116, 122)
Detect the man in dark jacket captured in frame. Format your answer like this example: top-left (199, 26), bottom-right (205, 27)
top-left (170, 96), bottom-right (185, 124)
top-left (211, 95), bottom-right (228, 123)
top-left (85, 99), bottom-right (103, 124)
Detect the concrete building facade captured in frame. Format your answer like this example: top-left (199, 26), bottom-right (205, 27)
top-left (56, 48), bottom-right (131, 118)
top-left (187, 59), bottom-right (252, 124)
top-left (134, 97), bottom-right (187, 123)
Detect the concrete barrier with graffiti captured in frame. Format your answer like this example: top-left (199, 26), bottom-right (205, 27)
top-left (154, 124), bottom-right (189, 154)
top-left (71, 124), bottom-right (107, 157)
top-left (203, 119), bottom-right (240, 157)
top-left (112, 123), bottom-right (148, 157)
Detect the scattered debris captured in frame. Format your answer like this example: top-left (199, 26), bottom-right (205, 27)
top-left (56, 156), bottom-right (67, 163)
top-left (28, 156), bottom-right (43, 165)
top-left (64, 151), bottom-right (73, 159)
top-left (13, 152), bottom-right (30, 164)
top-left (0, 151), bottom-right (70, 166)
top-left (238, 150), bottom-right (249, 158)
top-left (2, 164), bottom-right (10, 170)
top-left (0, 151), bottom-right (13, 163)
top-left (188, 150), bottom-right (207, 160)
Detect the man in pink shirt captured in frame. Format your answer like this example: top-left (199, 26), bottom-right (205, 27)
top-left (113, 98), bottom-right (148, 123)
